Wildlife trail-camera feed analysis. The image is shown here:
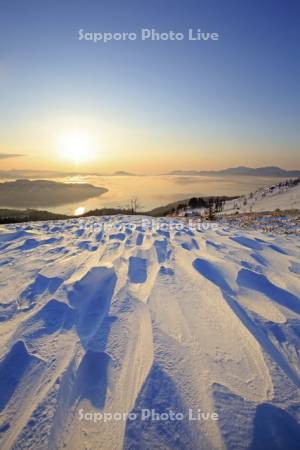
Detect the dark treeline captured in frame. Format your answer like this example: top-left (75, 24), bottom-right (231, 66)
top-left (172, 196), bottom-right (236, 217)
top-left (187, 196), bottom-right (227, 212)
top-left (82, 208), bottom-right (138, 217)
top-left (0, 209), bottom-right (69, 224)
top-left (276, 178), bottom-right (300, 188)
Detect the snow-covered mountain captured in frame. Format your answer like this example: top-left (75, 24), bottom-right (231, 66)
top-left (0, 216), bottom-right (300, 449)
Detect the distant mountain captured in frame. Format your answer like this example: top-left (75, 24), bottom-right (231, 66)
top-left (0, 179), bottom-right (108, 207)
top-left (167, 166), bottom-right (300, 177)
top-left (112, 171), bottom-right (138, 176)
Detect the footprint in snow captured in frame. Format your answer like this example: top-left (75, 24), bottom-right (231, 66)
top-left (128, 257), bottom-right (148, 284)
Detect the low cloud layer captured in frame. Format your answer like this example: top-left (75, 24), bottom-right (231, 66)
top-left (0, 153), bottom-right (26, 160)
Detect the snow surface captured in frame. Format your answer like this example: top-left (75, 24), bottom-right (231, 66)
top-left (0, 216), bottom-right (300, 450)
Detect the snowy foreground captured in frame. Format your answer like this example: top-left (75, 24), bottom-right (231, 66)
top-left (0, 216), bottom-right (300, 450)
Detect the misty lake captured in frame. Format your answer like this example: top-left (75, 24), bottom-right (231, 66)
top-left (0, 175), bottom-right (287, 215)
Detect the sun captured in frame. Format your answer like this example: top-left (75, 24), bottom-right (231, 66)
top-left (57, 130), bottom-right (96, 164)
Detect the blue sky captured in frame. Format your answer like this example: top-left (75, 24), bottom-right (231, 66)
top-left (0, 0), bottom-right (299, 171)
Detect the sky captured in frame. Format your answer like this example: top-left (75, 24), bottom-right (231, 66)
top-left (0, 0), bottom-right (299, 173)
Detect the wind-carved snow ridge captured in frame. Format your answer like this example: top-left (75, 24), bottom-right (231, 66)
top-left (0, 215), bottom-right (299, 449)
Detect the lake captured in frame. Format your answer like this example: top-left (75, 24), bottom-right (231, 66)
top-left (0, 175), bottom-right (287, 215)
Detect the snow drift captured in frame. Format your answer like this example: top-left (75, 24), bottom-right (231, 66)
top-left (0, 215), bottom-right (299, 449)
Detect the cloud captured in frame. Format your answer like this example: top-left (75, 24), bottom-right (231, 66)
top-left (0, 153), bottom-right (26, 160)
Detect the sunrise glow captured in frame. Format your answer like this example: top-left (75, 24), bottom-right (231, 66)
top-left (57, 130), bottom-right (96, 165)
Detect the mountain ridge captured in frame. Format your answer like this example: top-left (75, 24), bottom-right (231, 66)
top-left (167, 166), bottom-right (300, 177)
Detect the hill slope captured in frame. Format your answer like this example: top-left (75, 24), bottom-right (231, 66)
top-left (223, 178), bottom-right (300, 214)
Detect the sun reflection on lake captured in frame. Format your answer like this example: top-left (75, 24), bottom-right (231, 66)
top-left (74, 206), bottom-right (85, 216)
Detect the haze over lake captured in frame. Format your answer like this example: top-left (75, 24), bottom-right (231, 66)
top-left (0, 175), bottom-right (289, 215)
